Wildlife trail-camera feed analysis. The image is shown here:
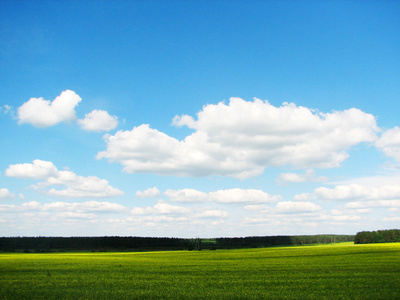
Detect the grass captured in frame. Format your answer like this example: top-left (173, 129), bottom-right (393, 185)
top-left (1, 242), bottom-right (399, 299)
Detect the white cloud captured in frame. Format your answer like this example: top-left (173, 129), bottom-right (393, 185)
top-left (5, 160), bottom-right (124, 198)
top-left (131, 201), bottom-right (190, 215)
top-left (164, 189), bottom-right (209, 202)
top-left (294, 193), bottom-right (313, 201)
top-left (243, 204), bottom-right (272, 212)
top-left (315, 183), bottom-right (400, 201)
top-left (42, 201), bottom-right (127, 213)
top-left (5, 159), bottom-right (58, 179)
top-left (17, 90), bottom-right (82, 127)
top-left (45, 175), bottom-right (124, 198)
top-left (209, 188), bottom-right (281, 204)
top-left (136, 187), bottom-right (160, 199)
top-left (0, 200), bottom-right (127, 214)
top-left (153, 202), bottom-right (191, 214)
top-left (55, 212), bottom-right (96, 219)
top-left (98, 98), bottom-right (379, 179)
top-left (325, 215), bottom-right (361, 222)
top-left (194, 210), bottom-right (229, 218)
top-left (163, 188), bottom-right (281, 204)
top-left (78, 109), bottom-right (118, 132)
top-left (375, 127), bottom-right (400, 162)
top-left (244, 201), bottom-right (322, 215)
top-left (0, 204), bottom-right (17, 212)
top-left (275, 201), bottom-right (322, 214)
top-left (0, 188), bottom-right (15, 199)
top-left (345, 200), bottom-right (400, 209)
top-left (331, 174), bottom-right (400, 187)
top-left (0, 104), bottom-right (12, 115)
top-left (383, 216), bottom-right (400, 222)
top-left (277, 169), bottom-right (328, 184)
top-left (331, 208), bottom-right (373, 215)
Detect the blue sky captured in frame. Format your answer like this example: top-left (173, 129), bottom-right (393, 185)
top-left (1, 0), bottom-right (399, 237)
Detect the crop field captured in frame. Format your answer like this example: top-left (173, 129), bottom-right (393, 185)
top-left (1, 242), bottom-right (399, 299)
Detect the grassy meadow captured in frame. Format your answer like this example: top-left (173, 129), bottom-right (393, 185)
top-left (1, 242), bottom-right (399, 299)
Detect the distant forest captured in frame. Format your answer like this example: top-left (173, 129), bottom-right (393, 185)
top-left (354, 229), bottom-right (400, 244)
top-left (0, 234), bottom-right (354, 252)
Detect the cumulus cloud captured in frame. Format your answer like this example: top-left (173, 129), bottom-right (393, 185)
top-left (136, 187), bottom-right (160, 199)
top-left (6, 159), bottom-right (58, 179)
top-left (5, 160), bottom-right (124, 198)
top-left (17, 90), bottom-right (82, 127)
top-left (244, 201), bottom-right (323, 217)
top-left (209, 188), bottom-right (281, 204)
top-left (42, 201), bottom-right (127, 213)
top-left (323, 214), bottom-right (361, 222)
top-left (314, 183), bottom-right (400, 201)
top-left (275, 201), bottom-right (322, 213)
top-left (78, 109), bottom-right (118, 132)
top-left (0, 200), bottom-right (127, 213)
top-left (44, 174), bottom-right (124, 198)
top-left (98, 98), bottom-right (379, 179)
top-left (131, 201), bottom-right (190, 215)
top-left (345, 200), bottom-right (400, 209)
top-left (164, 188), bottom-right (280, 204)
top-left (0, 188), bottom-right (15, 199)
top-left (164, 189), bottom-right (209, 203)
top-left (194, 210), bottom-right (229, 218)
top-left (277, 169), bottom-right (328, 184)
top-left (55, 212), bottom-right (96, 219)
top-left (375, 127), bottom-right (400, 162)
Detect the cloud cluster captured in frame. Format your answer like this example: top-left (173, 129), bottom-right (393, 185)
top-left (314, 183), bottom-right (400, 201)
top-left (78, 109), bottom-right (118, 132)
top-left (17, 90), bottom-right (82, 127)
top-left (16, 90), bottom-right (118, 132)
top-left (375, 127), bottom-right (400, 163)
top-left (6, 159), bottom-right (124, 198)
top-left (0, 200), bottom-right (127, 214)
top-left (164, 188), bottom-right (281, 204)
top-left (275, 201), bottom-right (322, 213)
top-left (164, 189), bottom-right (209, 203)
top-left (277, 169), bottom-right (328, 184)
top-left (136, 187), bottom-right (161, 199)
top-left (130, 200), bottom-right (229, 224)
top-left (131, 201), bottom-right (191, 215)
top-left (0, 188), bottom-right (15, 199)
top-left (244, 201), bottom-right (322, 214)
top-left (98, 98), bottom-right (379, 179)
top-left (294, 174), bottom-right (400, 213)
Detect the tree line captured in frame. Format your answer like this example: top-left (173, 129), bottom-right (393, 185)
top-left (0, 236), bottom-right (186, 252)
top-left (0, 234), bottom-right (354, 252)
top-left (354, 229), bottom-right (400, 244)
top-left (213, 234), bottom-right (354, 249)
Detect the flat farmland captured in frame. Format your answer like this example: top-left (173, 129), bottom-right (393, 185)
top-left (1, 242), bottom-right (399, 299)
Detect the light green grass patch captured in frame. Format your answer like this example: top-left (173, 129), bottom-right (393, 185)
top-left (1, 242), bottom-right (399, 299)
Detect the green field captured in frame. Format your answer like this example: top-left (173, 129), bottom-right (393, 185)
top-left (1, 242), bottom-right (399, 299)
